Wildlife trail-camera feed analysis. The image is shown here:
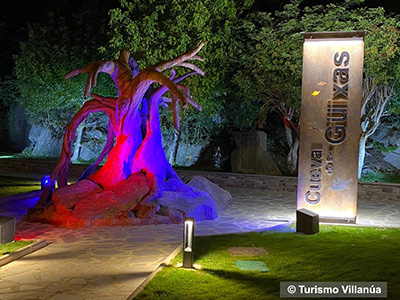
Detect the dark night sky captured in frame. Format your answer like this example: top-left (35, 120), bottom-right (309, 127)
top-left (0, 0), bottom-right (119, 77)
top-left (0, 0), bottom-right (399, 78)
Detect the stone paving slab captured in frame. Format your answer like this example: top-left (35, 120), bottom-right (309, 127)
top-left (224, 187), bottom-right (400, 228)
top-left (0, 182), bottom-right (399, 299)
top-left (0, 186), bottom-right (284, 299)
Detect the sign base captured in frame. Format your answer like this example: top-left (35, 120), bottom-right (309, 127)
top-left (319, 217), bottom-right (356, 224)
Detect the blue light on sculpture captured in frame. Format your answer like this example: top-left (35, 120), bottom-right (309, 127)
top-left (32, 43), bottom-right (226, 228)
top-left (41, 175), bottom-right (55, 190)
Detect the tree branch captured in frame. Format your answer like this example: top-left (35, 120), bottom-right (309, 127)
top-left (152, 41), bottom-right (205, 72)
top-left (37, 97), bottom-right (117, 206)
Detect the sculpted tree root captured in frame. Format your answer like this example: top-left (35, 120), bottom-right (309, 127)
top-left (27, 43), bottom-right (228, 228)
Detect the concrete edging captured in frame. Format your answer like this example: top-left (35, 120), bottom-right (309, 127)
top-left (127, 243), bottom-right (183, 299)
top-left (0, 239), bottom-right (47, 267)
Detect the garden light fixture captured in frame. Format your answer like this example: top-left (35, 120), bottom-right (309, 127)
top-left (41, 175), bottom-right (55, 190)
top-left (183, 217), bottom-right (194, 268)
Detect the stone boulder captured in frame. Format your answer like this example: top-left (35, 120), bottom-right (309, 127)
top-left (52, 179), bottom-right (103, 215)
top-left (162, 135), bottom-right (207, 167)
top-left (23, 125), bottom-right (63, 157)
top-left (72, 113), bottom-right (109, 162)
top-left (383, 150), bottom-right (400, 170)
top-left (368, 124), bottom-right (400, 171)
top-left (231, 130), bottom-right (281, 175)
top-left (32, 175), bottom-right (229, 227)
top-left (162, 177), bottom-right (189, 192)
top-left (157, 178), bottom-right (218, 222)
top-left (187, 176), bottom-right (232, 212)
top-left (48, 173), bottom-right (152, 227)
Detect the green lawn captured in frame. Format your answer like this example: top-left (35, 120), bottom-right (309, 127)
top-left (0, 176), bottom-right (37, 257)
top-left (0, 176), bottom-right (41, 198)
top-left (360, 171), bottom-right (400, 184)
top-left (0, 240), bottom-right (33, 256)
top-left (137, 225), bottom-right (400, 300)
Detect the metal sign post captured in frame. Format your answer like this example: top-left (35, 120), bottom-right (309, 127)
top-left (297, 31), bottom-right (365, 223)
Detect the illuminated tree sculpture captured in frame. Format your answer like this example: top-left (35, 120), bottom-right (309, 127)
top-left (34, 43), bottom-right (212, 227)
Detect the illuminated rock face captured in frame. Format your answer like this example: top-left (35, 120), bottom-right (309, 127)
top-left (47, 174), bottom-right (151, 227)
top-left (29, 43), bottom-right (230, 227)
top-left (188, 176), bottom-right (232, 212)
top-left (157, 178), bottom-right (219, 222)
top-left (231, 130), bottom-right (281, 176)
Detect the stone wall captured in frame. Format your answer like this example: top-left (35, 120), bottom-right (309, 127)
top-left (178, 170), bottom-right (297, 192)
top-left (231, 130), bottom-right (281, 175)
top-left (178, 170), bottom-right (400, 201)
top-left (0, 158), bottom-right (399, 202)
top-left (357, 181), bottom-right (400, 202)
top-left (0, 159), bottom-right (88, 178)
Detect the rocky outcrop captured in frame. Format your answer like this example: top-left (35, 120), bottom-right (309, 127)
top-left (52, 179), bottom-right (103, 215)
top-left (231, 130), bottom-right (281, 175)
top-left (71, 113), bottom-right (109, 162)
top-left (23, 125), bottom-right (63, 157)
top-left (31, 173), bottom-right (152, 227)
top-left (28, 175), bottom-right (229, 228)
top-left (366, 124), bottom-right (400, 172)
top-left (188, 175), bottom-right (232, 212)
top-left (162, 135), bottom-right (207, 167)
top-left (157, 178), bottom-right (218, 222)
top-left (6, 105), bottom-right (31, 151)
top-left (22, 120), bottom-right (208, 166)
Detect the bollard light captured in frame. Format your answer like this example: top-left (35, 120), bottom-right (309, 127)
top-left (183, 217), bottom-right (194, 268)
top-left (41, 175), bottom-right (55, 190)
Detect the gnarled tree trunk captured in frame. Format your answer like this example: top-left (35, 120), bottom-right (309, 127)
top-left (31, 43), bottom-right (210, 227)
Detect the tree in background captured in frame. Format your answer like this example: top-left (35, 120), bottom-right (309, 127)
top-left (230, 8), bottom-right (302, 173)
top-left (235, 0), bottom-right (400, 175)
top-left (8, 0), bottom-right (400, 177)
top-left (13, 1), bottom-right (116, 138)
top-left (106, 0), bottom-right (253, 164)
top-left (300, 0), bottom-right (400, 178)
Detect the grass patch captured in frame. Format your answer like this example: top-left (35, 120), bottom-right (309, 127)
top-left (137, 225), bottom-right (400, 300)
top-left (0, 240), bottom-right (33, 256)
top-left (360, 171), bottom-right (400, 184)
top-left (0, 176), bottom-right (41, 198)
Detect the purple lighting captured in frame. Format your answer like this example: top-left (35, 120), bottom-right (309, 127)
top-left (41, 175), bottom-right (54, 190)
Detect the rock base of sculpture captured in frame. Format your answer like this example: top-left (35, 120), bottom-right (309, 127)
top-left (26, 175), bottom-right (232, 228)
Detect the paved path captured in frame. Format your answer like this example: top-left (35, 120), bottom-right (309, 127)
top-left (226, 187), bottom-right (400, 228)
top-left (1, 181), bottom-right (399, 299)
top-left (0, 187), bottom-right (285, 300)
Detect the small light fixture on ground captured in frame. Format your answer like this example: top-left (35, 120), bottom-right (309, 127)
top-left (41, 175), bottom-right (55, 190)
top-left (296, 208), bottom-right (319, 234)
top-left (183, 217), bottom-right (194, 268)
top-left (0, 216), bottom-right (15, 244)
